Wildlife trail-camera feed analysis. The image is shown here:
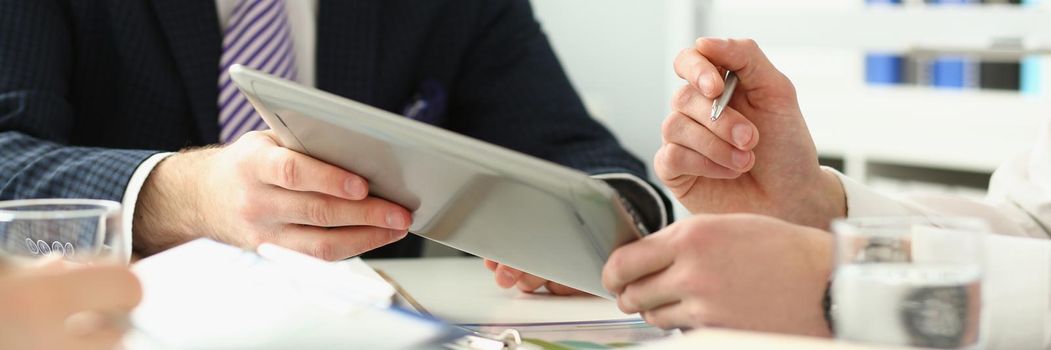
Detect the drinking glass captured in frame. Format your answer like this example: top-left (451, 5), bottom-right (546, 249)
top-left (0, 199), bottom-right (126, 265)
top-left (831, 217), bottom-right (986, 349)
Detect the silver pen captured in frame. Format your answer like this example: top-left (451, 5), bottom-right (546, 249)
top-left (709, 71), bottom-right (739, 122)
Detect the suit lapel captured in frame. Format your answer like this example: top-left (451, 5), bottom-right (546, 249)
top-left (149, 0), bottom-right (222, 144)
top-left (317, 0), bottom-right (379, 106)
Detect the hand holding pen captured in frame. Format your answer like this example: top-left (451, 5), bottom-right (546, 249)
top-left (659, 53), bottom-right (758, 183)
top-left (655, 37), bottom-right (842, 230)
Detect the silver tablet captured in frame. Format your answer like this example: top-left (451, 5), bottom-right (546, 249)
top-left (230, 65), bottom-right (645, 298)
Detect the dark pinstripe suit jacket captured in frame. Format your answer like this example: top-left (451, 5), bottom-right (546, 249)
top-left (0, 0), bottom-right (669, 258)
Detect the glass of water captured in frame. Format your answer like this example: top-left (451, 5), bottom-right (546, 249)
top-left (831, 217), bottom-right (986, 349)
top-left (0, 199), bottom-right (126, 265)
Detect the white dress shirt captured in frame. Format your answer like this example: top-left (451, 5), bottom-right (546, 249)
top-left (120, 0), bottom-right (665, 260)
top-left (830, 118), bottom-right (1051, 349)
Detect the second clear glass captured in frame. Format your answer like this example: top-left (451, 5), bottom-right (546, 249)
top-left (831, 217), bottom-right (986, 349)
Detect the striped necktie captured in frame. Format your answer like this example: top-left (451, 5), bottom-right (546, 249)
top-left (217, 0), bottom-right (297, 143)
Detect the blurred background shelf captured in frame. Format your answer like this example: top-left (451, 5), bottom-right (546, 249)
top-left (509, 0), bottom-right (1051, 229)
top-left (701, 6), bottom-right (1051, 50)
top-left (698, 0), bottom-right (1051, 198)
top-left (805, 86), bottom-right (1047, 173)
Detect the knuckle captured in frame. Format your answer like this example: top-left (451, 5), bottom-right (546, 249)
top-left (684, 302), bottom-right (713, 327)
top-left (701, 132), bottom-right (724, 154)
top-left (674, 220), bottom-right (714, 248)
top-left (235, 194), bottom-right (264, 223)
top-left (616, 294), bottom-right (636, 313)
top-left (660, 112), bottom-right (681, 137)
top-left (676, 269), bottom-right (708, 295)
top-left (231, 132), bottom-right (256, 147)
top-left (241, 130), bottom-right (262, 142)
top-left (653, 147), bottom-right (672, 175)
top-left (361, 204), bottom-right (383, 227)
top-left (698, 154), bottom-right (719, 173)
top-left (672, 276), bottom-right (694, 296)
top-left (246, 226), bottom-right (277, 248)
top-left (685, 216), bottom-right (714, 234)
top-left (274, 150), bottom-right (298, 188)
top-left (618, 288), bottom-right (641, 311)
top-left (229, 149), bottom-right (256, 178)
top-left (663, 145), bottom-right (687, 171)
top-left (685, 308), bottom-right (704, 327)
top-left (234, 131), bottom-right (268, 152)
top-left (653, 147), bottom-right (673, 179)
top-left (670, 85), bottom-right (693, 111)
top-left (736, 38), bottom-right (759, 50)
top-left (309, 240), bottom-right (339, 261)
top-left (694, 215), bottom-right (727, 232)
top-left (601, 269), bottom-right (618, 290)
top-left (306, 200), bottom-right (333, 226)
top-left (644, 312), bottom-right (672, 330)
top-left (656, 149), bottom-right (679, 177)
top-left (604, 251), bottom-right (626, 283)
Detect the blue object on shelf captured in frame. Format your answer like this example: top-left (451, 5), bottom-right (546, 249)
top-left (865, 0), bottom-right (902, 4)
top-left (1021, 56), bottom-right (1042, 95)
top-left (865, 53), bottom-right (904, 85)
top-left (931, 56), bottom-right (975, 89)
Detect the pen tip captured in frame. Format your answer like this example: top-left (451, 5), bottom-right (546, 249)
top-left (710, 107), bottom-right (719, 122)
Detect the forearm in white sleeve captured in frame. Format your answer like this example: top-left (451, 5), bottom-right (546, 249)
top-left (120, 152), bottom-right (174, 262)
top-left (827, 165), bottom-right (1044, 238)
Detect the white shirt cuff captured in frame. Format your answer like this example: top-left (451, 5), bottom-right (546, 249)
top-left (120, 152), bottom-right (175, 262)
top-left (823, 166), bottom-right (914, 218)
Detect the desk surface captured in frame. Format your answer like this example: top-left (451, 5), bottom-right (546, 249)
top-left (366, 257), bottom-right (634, 325)
top-left (367, 257), bottom-right (903, 350)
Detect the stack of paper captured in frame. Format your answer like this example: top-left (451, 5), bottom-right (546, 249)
top-left (126, 239), bottom-right (462, 349)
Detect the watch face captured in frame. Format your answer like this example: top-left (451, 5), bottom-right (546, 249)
top-left (900, 284), bottom-right (979, 348)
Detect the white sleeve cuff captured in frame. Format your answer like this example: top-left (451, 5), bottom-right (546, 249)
top-left (120, 152), bottom-right (175, 262)
top-left (823, 166), bottom-right (915, 218)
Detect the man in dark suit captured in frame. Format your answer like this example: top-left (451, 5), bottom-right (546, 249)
top-left (0, 0), bottom-right (669, 291)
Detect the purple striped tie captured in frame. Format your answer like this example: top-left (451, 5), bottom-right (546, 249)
top-left (218, 0), bottom-right (297, 143)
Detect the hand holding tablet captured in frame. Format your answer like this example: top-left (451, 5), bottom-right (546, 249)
top-left (230, 65), bottom-right (647, 298)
